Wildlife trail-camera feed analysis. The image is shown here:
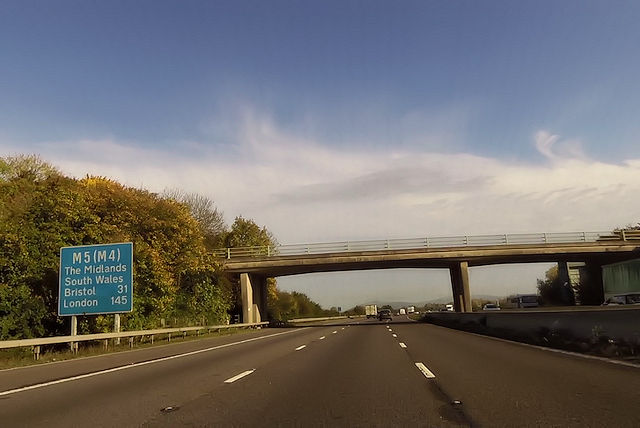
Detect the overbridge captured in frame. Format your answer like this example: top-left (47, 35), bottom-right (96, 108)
top-left (214, 230), bottom-right (640, 322)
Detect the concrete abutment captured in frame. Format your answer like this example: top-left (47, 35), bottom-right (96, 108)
top-left (449, 261), bottom-right (472, 312)
top-left (240, 273), bottom-right (268, 323)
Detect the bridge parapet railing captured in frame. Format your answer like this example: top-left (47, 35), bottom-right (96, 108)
top-left (216, 230), bottom-right (636, 260)
top-left (615, 229), bottom-right (640, 241)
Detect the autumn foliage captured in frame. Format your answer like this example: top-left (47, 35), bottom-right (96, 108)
top-left (0, 155), bottom-right (230, 339)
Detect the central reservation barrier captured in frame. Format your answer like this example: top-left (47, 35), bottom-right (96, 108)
top-left (423, 308), bottom-right (640, 347)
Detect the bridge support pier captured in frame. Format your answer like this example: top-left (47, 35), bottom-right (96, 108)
top-left (557, 261), bottom-right (577, 304)
top-left (450, 261), bottom-right (472, 312)
top-left (240, 273), bottom-right (268, 323)
top-left (583, 261), bottom-right (604, 303)
top-left (558, 261), bottom-right (570, 286)
top-left (567, 260), bottom-right (605, 304)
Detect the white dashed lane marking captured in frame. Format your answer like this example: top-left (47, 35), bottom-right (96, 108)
top-left (415, 362), bottom-right (435, 379)
top-left (0, 329), bottom-right (301, 397)
top-left (295, 345), bottom-right (306, 351)
top-left (399, 342), bottom-right (407, 348)
top-left (224, 369), bottom-right (255, 383)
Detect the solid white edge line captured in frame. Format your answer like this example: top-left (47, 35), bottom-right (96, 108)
top-left (0, 329), bottom-right (302, 397)
top-left (415, 362), bottom-right (435, 378)
top-left (295, 345), bottom-right (306, 351)
top-left (224, 369), bottom-right (255, 383)
top-left (399, 342), bottom-right (407, 348)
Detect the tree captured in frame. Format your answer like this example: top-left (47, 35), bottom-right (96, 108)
top-left (344, 305), bottom-right (365, 316)
top-left (164, 189), bottom-right (226, 249)
top-left (0, 154), bottom-right (60, 182)
top-left (0, 169), bottom-right (94, 336)
top-left (223, 216), bottom-right (277, 249)
top-left (537, 265), bottom-right (575, 306)
top-left (618, 223), bottom-right (640, 231)
top-left (274, 290), bottom-right (298, 320)
top-left (267, 290), bottom-right (337, 320)
top-left (223, 217), bottom-right (279, 317)
top-left (545, 265), bottom-right (558, 282)
top-left (80, 177), bottom-right (230, 329)
top-left (0, 157), bottom-right (232, 338)
top-left (0, 283), bottom-right (47, 339)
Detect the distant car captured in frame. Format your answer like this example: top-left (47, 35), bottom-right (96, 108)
top-left (378, 309), bottom-right (392, 321)
top-left (602, 294), bottom-right (640, 305)
top-left (482, 303), bottom-right (501, 311)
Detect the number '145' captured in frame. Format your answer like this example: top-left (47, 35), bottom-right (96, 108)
top-left (111, 296), bottom-right (128, 305)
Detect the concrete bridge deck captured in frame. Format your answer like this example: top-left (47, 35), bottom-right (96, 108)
top-left (214, 230), bottom-right (640, 320)
top-left (222, 240), bottom-right (640, 276)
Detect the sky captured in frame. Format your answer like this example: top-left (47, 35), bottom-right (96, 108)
top-left (2, 1), bottom-right (640, 308)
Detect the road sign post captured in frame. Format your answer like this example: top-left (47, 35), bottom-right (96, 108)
top-left (70, 315), bottom-right (78, 353)
top-left (114, 313), bottom-right (121, 345)
top-left (59, 242), bottom-right (133, 317)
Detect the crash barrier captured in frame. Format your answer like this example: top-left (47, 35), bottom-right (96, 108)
top-left (423, 308), bottom-right (640, 344)
top-left (0, 322), bottom-right (269, 360)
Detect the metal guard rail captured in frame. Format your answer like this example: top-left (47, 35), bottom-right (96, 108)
top-left (0, 322), bottom-right (269, 355)
top-left (213, 230), bottom-right (640, 259)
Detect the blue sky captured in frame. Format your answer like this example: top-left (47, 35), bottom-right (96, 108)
top-left (2, 1), bottom-right (640, 307)
top-left (3, 1), bottom-right (640, 158)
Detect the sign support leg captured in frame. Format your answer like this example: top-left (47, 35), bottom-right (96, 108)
top-left (70, 315), bottom-right (78, 353)
top-left (114, 313), bottom-right (121, 345)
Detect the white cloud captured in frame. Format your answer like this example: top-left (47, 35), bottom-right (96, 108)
top-left (534, 130), bottom-right (587, 161)
top-left (2, 118), bottom-right (639, 245)
top-left (3, 119), bottom-right (640, 307)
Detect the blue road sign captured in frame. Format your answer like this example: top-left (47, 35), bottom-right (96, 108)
top-left (58, 242), bottom-right (133, 316)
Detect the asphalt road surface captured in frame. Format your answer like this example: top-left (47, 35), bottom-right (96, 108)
top-left (1, 317), bottom-right (639, 427)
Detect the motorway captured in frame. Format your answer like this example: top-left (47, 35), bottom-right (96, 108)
top-left (1, 318), bottom-right (639, 427)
